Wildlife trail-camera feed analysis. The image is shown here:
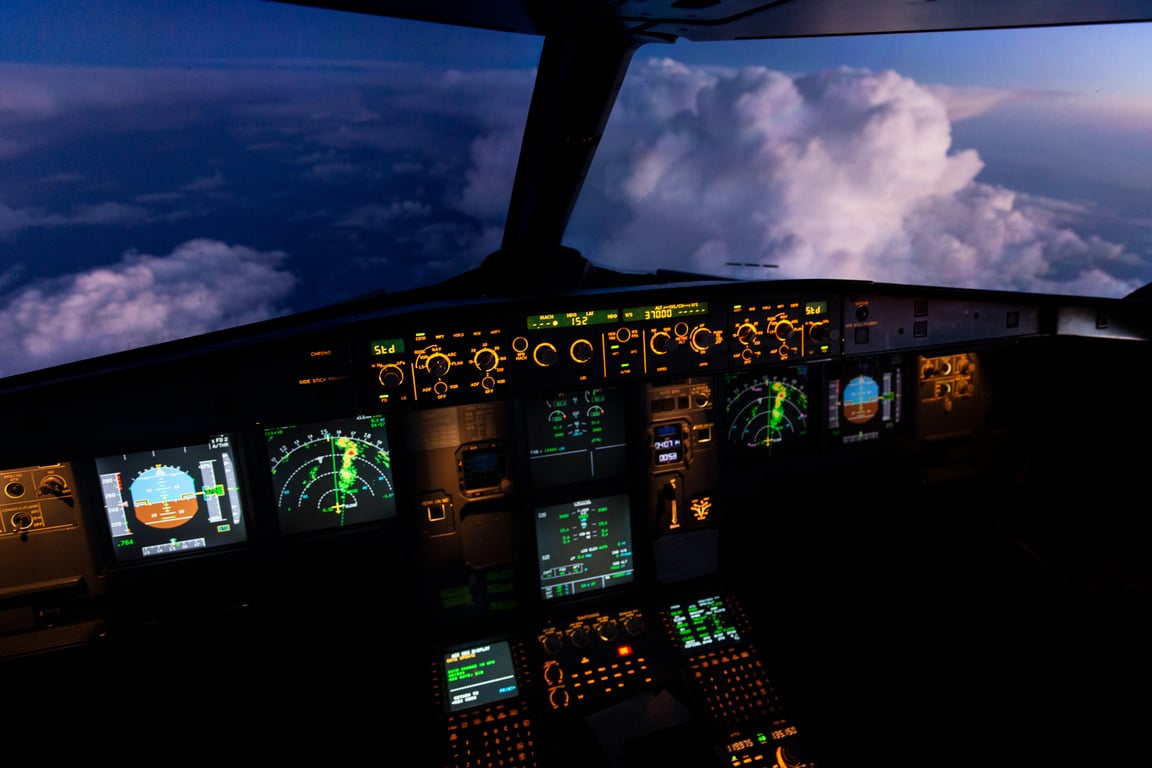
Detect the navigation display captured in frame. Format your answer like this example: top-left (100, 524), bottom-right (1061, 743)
top-left (442, 640), bottom-right (521, 713)
top-left (95, 436), bottom-right (247, 563)
top-left (264, 414), bottom-right (397, 535)
top-left (526, 387), bottom-right (628, 488)
top-left (535, 494), bottom-right (634, 601)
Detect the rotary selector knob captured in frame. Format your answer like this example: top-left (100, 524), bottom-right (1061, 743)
top-left (542, 632), bottom-right (564, 654)
top-left (809, 320), bottom-right (832, 342)
top-left (570, 339), bottom-right (595, 363)
top-left (690, 326), bottom-right (714, 352)
top-left (650, 331), bottom-right (673, 355)
top-left (473, 347), bottom-right (499, 372)
top-left (378, 364), bottom-right (405, 388)
top-left (775, 319), bottom-right (794, 341)
top-left (596, 620), bottom-right (619, 642)
top-left (736, 322), bottom-right (758, 345)
top-left (624, 615), bottom-right (645, 636)
top-left (549, 688), bottom-right (570, 709)
top-left (423, 352), bottom-right (451, 378)
top-left (570, 626), bottom-right (591, 648)
top-left (533, 342), bottom-right (558, 367)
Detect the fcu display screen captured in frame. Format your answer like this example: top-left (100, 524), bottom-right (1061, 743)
top-left (264, 414), bottom-right (397, 535)
top-left (526, 388), bottom-right (628, 488)
top-left (442, 641), bottom-right (520, 713)
top-left (535, 494), bottom-right (635, 601)
top-left (95, 436), bottom-right (247, 563)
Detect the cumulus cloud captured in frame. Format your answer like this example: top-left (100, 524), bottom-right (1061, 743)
top-left (0, 239), bottom-right (296, 377)
top-left (571, 58), bottom-right (1145, 297)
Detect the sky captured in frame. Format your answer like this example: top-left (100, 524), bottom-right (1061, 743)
top-left (1, 0), bottom-right (1150, 379)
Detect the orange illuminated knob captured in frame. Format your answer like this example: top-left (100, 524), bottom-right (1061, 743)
top-left (650, 331), bottom-right (673, 355)
top-left (378, 364), bottom-right (405, 388)
top-left (542, 633), bottom-right (564, 654)
top-left (736, 323), bottom-right (758, 345)
top-left (774, 319), bottom-right (794, 341)
top-left (533, 342), bottom-right (558, 367)
top-left (570, 339), bottom-right (595, 363)
top-left (570, 627), bottom-right (591, 648)
top-left (690, 326), bottom-right (714, 353)
top-left (473, 347), bottom-right (499, 372)
top-left (424, 352), bottom-right (451, 378)
top-left (596, 620), bottom-right (619, 642)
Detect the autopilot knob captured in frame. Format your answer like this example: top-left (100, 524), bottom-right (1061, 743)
top-left (650, 331), bottom-right (673, 355)
top-left (623, 615), bottom-right (645, 636)
top-left (378, 363), bottom-right (405, 388)
top-left (774, 319), bottom-right (795, 341)
top-left (808, 320), bottom-right (832, 343)
top-left (690, 326), bottom-right (714, 352)
top-left (533, 342), bottom-right (558, 367)
top-left (736, 322), bottom-right (758, 345)
top-left (472, 347), bottom-right (499, 372)
top-left (424, 352), bottom-right (451, 378)
top-left (570, 338), bottom-right (595, 363)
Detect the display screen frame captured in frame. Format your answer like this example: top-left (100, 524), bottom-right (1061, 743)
top-left (534, 493), bottom-right (636, 602)
top-left (441, 639), bottom-right (522, 714)
top-left (94, 434), bottom-right (249, 565)
top-left (525, 387), bottom-right (629, 489)
top-left (263, 413), bottom-right (398, 536)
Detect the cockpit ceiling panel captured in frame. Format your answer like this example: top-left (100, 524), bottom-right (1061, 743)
top-left (276, 0), bottom-right (1152, 40)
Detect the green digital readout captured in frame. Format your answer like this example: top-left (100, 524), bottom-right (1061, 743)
top-left (621, 301), bottom-right (708, 322)
top-left (370, 338), bottom-right (406, 356)
top-left (526, 308), bottom-right (619, 330)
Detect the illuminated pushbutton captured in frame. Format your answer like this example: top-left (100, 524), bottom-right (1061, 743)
top-left (570, 339), bottom-right (595, 363)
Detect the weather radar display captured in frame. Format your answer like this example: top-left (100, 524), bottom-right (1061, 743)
top-left (724, 367), bottom-right (810, 453)
top-left (95, 436), bottom-right (247, 564)
top-left (264, 415), bottom-right (397, 534)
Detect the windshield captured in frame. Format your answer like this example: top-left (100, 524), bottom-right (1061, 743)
top-left (570, 24), bottom-right (1152, 295)
top-left (2, 1), bottom-right (1149, 379)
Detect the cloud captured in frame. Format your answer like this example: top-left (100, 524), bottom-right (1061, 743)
top-left (0, 200), bottom-right (151, 234)
top-left (0, 239), bottom-right (296, 378)
top-left (569, 59), bottom-right (1145, 297)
